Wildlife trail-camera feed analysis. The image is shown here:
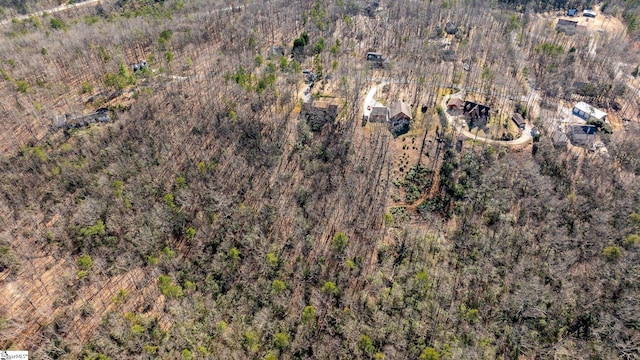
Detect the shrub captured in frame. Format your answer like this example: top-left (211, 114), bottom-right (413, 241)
top-left (79, 220), bottom-right (106, 239)
top-left (321, 281), bottom-right (339, 296)
top-left (185, 227), bottom-right (196, 242)
top-left (227, 247), bottom-right (240, 261)
top-left (266, 252), bottom-right (279, 268)
top-left (271, 279), bottom-right (286, 293)
top-left (332, 232), bottom-right (348, 253)
top-left (301, 305), bottom-right (316, 324)
top-left (77, 254), bottom-right (94, 271)
top-left (359, 335), bottom-right (375, 355)
top-left (50, 18), bottom-right (67, 30)
top-left (274, 332), bottom-right (289, 349)
top-left (624, 234), bottom-right (640, 247)
top-left (603, 245), bottom-right (621, 260)
top-left (80, 82), bottom-right (93, 94)
top-left (158, 275), bottom-right (183, 298)
top-left (420, 347), bottom-right (440, 360)
top-left (15, 80), bottom-right (29, 93)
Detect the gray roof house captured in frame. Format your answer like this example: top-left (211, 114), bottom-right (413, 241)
top-left (570, 125), bottom-right (596, 146)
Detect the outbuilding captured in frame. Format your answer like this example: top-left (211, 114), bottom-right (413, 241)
top-left (512, 113), bottom-right (526, 130)
top-left (369, 106), bottom-right (389, 123)
top-left (583, 9), bottom-right (596, 18)
top-left (573, 101), bottom-right (607, 122)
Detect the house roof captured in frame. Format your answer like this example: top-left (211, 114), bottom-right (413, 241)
top-left (512, 113), bottom-right (525, 126)
top-left (557, 19), bottom-right (578, 27)
top-left (570, 125), bottom-right (597, 144)
top-left (571, 125), bottom-right (597, 135)
top-left (389, 101), bottom-right (411, 120)
top-left (448, 97), bottom-right (464, 108)
top-left (574, 101), bottom-right (607, 120)
top-left (370, 106), bottom-right (388, 116)
top-left (568, 9), bottom-right (577, 16)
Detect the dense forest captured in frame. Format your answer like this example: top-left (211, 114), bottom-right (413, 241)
top-left (0, 0), bottom-right (639, 359)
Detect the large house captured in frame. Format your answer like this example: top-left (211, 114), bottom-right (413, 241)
top-left (573, 102), bottom-right (607, 122)
top-left (463, 101), bottom-right (490, 121)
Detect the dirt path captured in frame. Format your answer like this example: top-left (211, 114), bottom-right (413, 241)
top-left (0, 0), bottom-right (103, 26)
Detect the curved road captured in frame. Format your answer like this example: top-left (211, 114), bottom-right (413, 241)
top-left (440, 91), bottom-right (533, 146)
top-left (361, 79), bottom-right (535, 146)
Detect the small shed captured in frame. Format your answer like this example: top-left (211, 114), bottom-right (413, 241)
top-left (447, 97), bottom-right (464, 110)
top-left (369, 106), bottom-right (389, 123)
top-left (583, 9), bottom-right (596, 18)
top-left (567, 9), bottom-right (577, 16)
top-left (512, 113), bottom-right (526, 130)
top-left (573, 102), bottom-right (607, 122)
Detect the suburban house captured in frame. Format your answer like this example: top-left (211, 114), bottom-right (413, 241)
top-left (447, 97), bottom-right (464, 111)
top-left (389, 101), bottom-right (412, 137)
top-left (570, 124), bottom-right (596, 146)
top-left (369, 106), bottom-right (389, 123)
top-left (463, 101), bottom-right (490, 122)
top-left (573, 101), bottom-right (607, 122)
top-left (583, 9), bottom-right (596, 18)
top-left (302, 98), bottom-right (341, 132)
top-left (567, 8), bottom-right (577, 16)
top-left (512, 113), bottom-right (526, 130)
